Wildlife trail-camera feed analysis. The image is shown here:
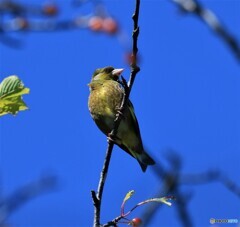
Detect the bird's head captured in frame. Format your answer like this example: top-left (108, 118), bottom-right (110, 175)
top-left (91, 66), bottom-right (124, 82)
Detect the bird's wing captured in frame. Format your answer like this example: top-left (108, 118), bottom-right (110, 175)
top-left (127, 99), bottom-right (142, 140)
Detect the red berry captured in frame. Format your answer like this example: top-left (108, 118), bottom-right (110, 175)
top-left (88, 16), bottom-right (104, 32)
top-left (42, 4), bottom-right (58, 16)
top-left (102, 17), bottom-right (118, 34)
top-left (14, 17), bottom-right (28, 29)
top-left (125, 52), bottom-right (139, 65)
top-left (131, 217), bottom-right (142, 226)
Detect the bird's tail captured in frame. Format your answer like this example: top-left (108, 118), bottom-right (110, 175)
top-left (136, 151), bottom-right (155, 172)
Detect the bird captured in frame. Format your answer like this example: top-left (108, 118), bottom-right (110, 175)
top-left (88, 66), bottom-right (155, 172)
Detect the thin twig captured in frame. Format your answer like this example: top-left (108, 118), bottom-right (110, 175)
top-left (172, 0), bottom-right (240, 61)
top-left (0, 175), bottom-right (58, 224)
top-left (141, 151), bottom-right (240, 226)
top-left (91, 0), bottom-right (141, 226)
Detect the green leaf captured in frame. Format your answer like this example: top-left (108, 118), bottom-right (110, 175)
top-left (121, 190), bottom-right (135, 215)
top-left (123, 190), bottom-right (135, 204)
top-left (140, 196), bottom-right (175, 207)
top-left (0, 75), bottom-right (30, 116)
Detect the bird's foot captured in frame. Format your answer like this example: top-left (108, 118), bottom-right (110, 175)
top-left (115, 107), bottom-right (125, 119)
top-left (107, 133), bottom-right (117, 144)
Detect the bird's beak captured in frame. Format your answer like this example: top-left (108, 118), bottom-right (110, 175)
top-left (112, 68), bottom-right (124, 76)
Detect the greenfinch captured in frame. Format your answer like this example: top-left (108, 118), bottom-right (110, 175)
top-left (88, 66), bottom-right (155, 172)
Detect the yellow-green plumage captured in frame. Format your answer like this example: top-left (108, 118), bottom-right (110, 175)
top-left (88, 66), bottom-right (155, 172)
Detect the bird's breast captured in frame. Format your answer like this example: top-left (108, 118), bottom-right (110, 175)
top-left (88, 81), bottom-right (123, 119)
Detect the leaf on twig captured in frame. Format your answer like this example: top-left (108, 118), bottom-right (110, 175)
top-left (138, 195), bottom-right (175, 207)
top-left (122, 194), bottom-right (175, 219)
top-left (123, 190), bottom-right (135, 204)
top-left (0, 75), bottom-right (30, 116)
top-left (123, 190), bottom-right (134, 203)
top-left (121, 190), bottom-right (135, 215)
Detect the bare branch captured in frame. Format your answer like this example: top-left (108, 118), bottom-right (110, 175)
top-left (0, 175), bottom-right (58, 224)
top-left (172, 0), bottom-right (240, 61)
top-left (141, 151), bottom-right (240, 226)
top-left (91, 0), bottom-right (141, 226)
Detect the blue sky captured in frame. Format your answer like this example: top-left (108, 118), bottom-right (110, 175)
top-left (0, 0), bottom-right (240, 226)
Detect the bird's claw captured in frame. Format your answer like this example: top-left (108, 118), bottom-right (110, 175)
top-left (115, 108), bottom-right (125, 119)
top-left (107, 133), bottom-right (116, 143)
